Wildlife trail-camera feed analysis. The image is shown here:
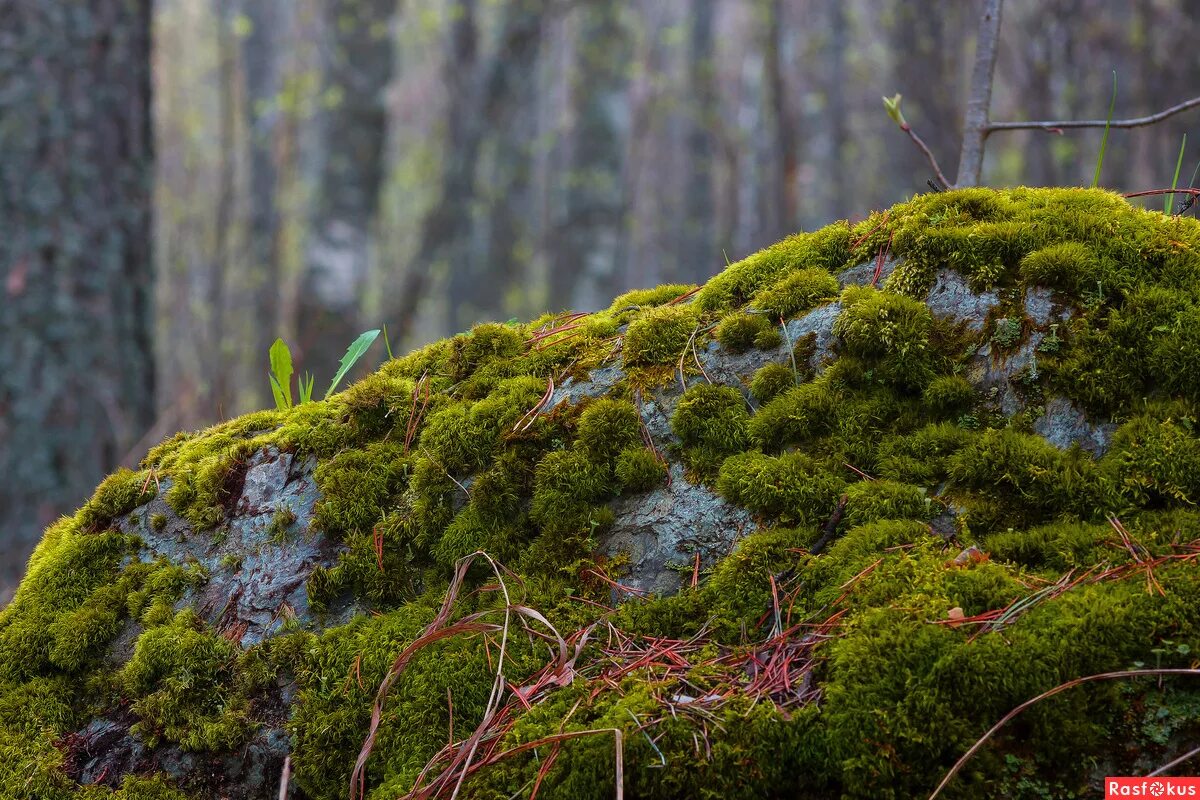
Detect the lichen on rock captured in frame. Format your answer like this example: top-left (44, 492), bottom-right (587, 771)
top-left (4, 187), bottom-right (1200, 799)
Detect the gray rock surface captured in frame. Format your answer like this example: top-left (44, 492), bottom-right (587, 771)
top-left (1034, 396), bottom-right (1116, 456)
top-left (925, 269), bottom-right (999, 332)
top-left (602, 464), bottom-right (755, 596)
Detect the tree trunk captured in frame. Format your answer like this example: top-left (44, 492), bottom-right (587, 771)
top-left (955, 0), bottom-right (1004, 187)
top-left (0, 0), bottom-right (155, 591)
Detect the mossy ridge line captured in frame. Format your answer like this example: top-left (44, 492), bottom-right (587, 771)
top-left (4, 188), bottom-right (1200, 798)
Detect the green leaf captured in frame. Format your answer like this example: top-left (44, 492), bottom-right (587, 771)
top-left (269, 338), bottom-right (294, 409)
top-left (1167, 134), bottom-right (1187, 214)
top-left (324, 329), bottom-right (381, 400)
top-left (1091, 71), bottom-right (1117, 189)
top-left (883, 93), bottom-right (907, 128)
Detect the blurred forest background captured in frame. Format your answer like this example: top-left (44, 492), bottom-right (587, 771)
top-left (2, 0), bottom-right (1199, 599)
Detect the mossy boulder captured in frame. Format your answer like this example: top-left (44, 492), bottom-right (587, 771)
top-left (5, 188), bottom-right (1200, 799)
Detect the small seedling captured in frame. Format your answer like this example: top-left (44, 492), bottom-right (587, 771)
top-left (267, 329), bottom-right (382, 410)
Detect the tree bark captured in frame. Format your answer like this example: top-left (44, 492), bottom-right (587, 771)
top-left (0, 0), bottom-right (155, 590)
top-left (955, 0), bottom-right (1004, 187)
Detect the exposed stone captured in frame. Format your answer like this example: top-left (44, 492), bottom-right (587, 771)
top-left (601, 464), bottom-right (755, 596)
top-left (1034, 396), bottom-right (1117, 456)
top-left (925, 269), bottom-right (999, 332)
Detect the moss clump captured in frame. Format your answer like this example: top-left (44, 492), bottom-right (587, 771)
top-left (622, 304), bottom-right (700, 366)
top-left (606, 283), bottom-right (696, 315)
top-left (1019, 241), bottom-right (1101, 294)
top-left (714, 313), bottom-right (771, 353)
top-left (76, 468), bottom-right (156, 531)
top-left (119, 610), bottom-right (257, 751)
top-left (842, 480), bottom-right (933, 528)
top-left (530, 449), bottom-right (614, 535)
top-left (671, 384), bottom-right (750, 454)
top-left (749, 362), bottom-right (797, 404)
top-left (576, 399), bottom-right (642, 461)
top-left (833, 286), bottom-right (934, 390)
top-left (615, 447), bottom-right (667, 493)
top-left (751, 266), bottom-right (840, 319)
top-left (696, 223), bottom-right (851, 311)
top-left (748, 382), bottom-right (835, 450)
top-left (717, 451), bottom-right (846, 526)
top-left (1106, 410), bottom-right (1200, 506)
top-left (922, 374), bottom-right (975, 416)
top-left (948, 428), bottom-right (1113, 529)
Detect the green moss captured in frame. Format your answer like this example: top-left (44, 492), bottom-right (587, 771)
top-left (1019, 241), bottom-right (1101, 294)
top-left (577, 399), bottom-right (642, 462)
top-left (748, 382), bottom-right (835, 450)
top-left (717, 451), bottom-right (846, 526)
top-left (833, 286), bottom-right (935, 390)
top-left (696, 223), bottom-right (851, 311)
top-left (76, 468), bottom-right (156, 531)
top-left (714, 313), bottom-right (771, 353)
top-left (623, 304), bottom-right (700, 366)
top-left (615, 447), bottom-right (667, 493)
top-left (922, 374), bottom-right (975, 416)
top-left (876, 422), bottom-right (975, 486)
top-left (606, 283), bottom-right (696, 315)
top-left (11, 187), bottom-right (1200, 798)
top-left (119, 610), bottom-right (256, 751)
top-left (991, 316), bottom-right (1024, 350)
top-left (1106, 410), bottom-right (1200, 506)
top-left (749, 362), bottom-right (797, 404)
top-left (671, 384), bottom-right (750, 454)
top-left (842, 480), bottom-right (934, 528)
top-left (948, 428), bottom-right (1114, 529)
top-left (530, 449), bottom-right (614, 535)
top-left (751, 266), bottom-right (840, 319)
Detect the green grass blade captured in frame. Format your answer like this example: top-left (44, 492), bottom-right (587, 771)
top-left (269, 338), bottom-right (294, 409)
top-left (382, 323), bottom-right (394, 360)
top-left (1167, 134), bottom-right (1187, 214)
top-left (299, 372), bottom-right (315, 404)
top-left (324, 329), bottom-right (381, 400)
top-left (1091, 71), bottom-right (1117, 189)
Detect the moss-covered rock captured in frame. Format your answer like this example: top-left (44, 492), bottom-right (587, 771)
top-left (6, 188), bottom-right (1200, 799)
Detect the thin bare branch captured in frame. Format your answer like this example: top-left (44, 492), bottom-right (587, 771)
top-left (902, 126), bottom-right (951, 191)
top-left (986, 95), bottom-right (1200, 135)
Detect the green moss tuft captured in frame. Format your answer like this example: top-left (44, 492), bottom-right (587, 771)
top-left (623, 304), bottom-right (700, 366)
top-left (1019, 241), bottom-right (1101, 294)
top-left (671, 385), bottom-right (750, 454)
top-left (833, 286), bottom-right (934, 390)
top-left (842, 480), bottom-right (934, 528)
top-left (714, 313), bottom-right (771, 353)
top-left (696, 223), bottom-right (852, 312)
top-left (749, 362), bottom-right (797, 404)
top-left (922, 374), bottom-right (975, 416)
top-left (577, 399), bottom-right (642, 462)
top-left (751, 266), bottom-right (840, 319)
top-left (748, 382), bottom-right (835, 450)
top-left (615, 447), bottom-right (667, 493)
top-left (119, 610), bottom-right (258, 751)
top-left (717, 451), bottom-right (846, 526)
